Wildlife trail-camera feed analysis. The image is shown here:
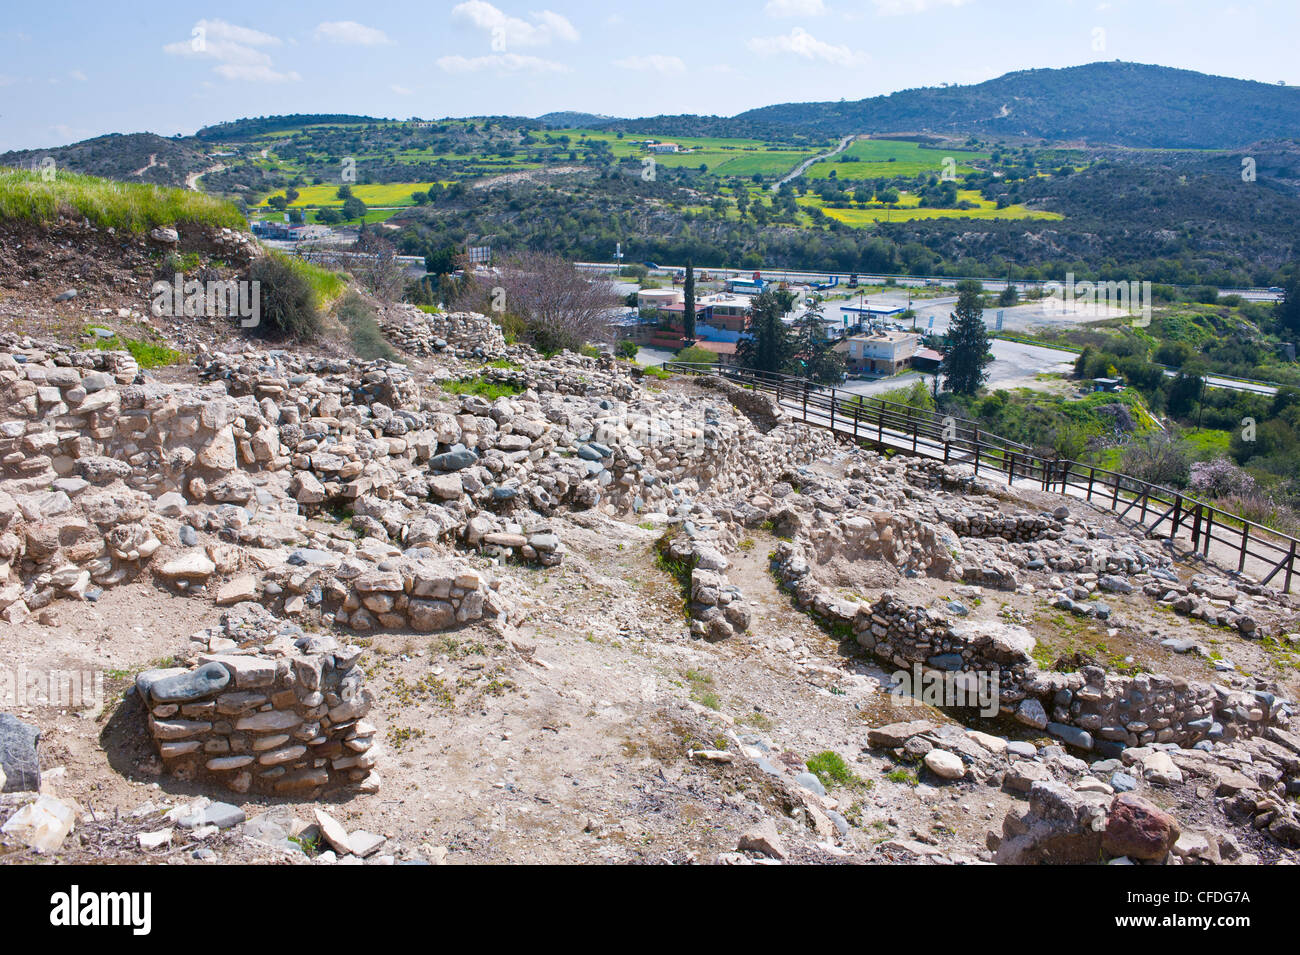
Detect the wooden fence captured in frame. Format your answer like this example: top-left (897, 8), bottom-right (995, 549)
top-left (664, 361), bottom-right (1299, 592)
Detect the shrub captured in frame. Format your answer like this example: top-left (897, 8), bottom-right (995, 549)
top-left (248, 252), bottom-right (323, 341)
top-left (336, 291), bottom-right (397, 362)
top-left (675, 345), bottom-right (718, 365)
top-left (1120, 433), bottom-right (1190, 489)
top-left (616, 339), bottom-right (639, 360)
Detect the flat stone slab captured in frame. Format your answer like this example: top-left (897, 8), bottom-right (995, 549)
top-left (145, 662), bottom-right (231, 703)
top-left (0, 713), bottom-right (41, 792)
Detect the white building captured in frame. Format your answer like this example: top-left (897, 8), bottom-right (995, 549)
top-left (834, 330), bottom-right (921, 375)
top-left (636, 288), bottom-right (684, 311)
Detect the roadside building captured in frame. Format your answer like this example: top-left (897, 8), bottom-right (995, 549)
top-left (695, 293), bottom-right (752, 332)
top-left (834, 329), bottom-right (922, 375)
top-left (912, 347), bottom-right (944, 372)
top-left (637, 288), bottom-right (684, 313)
top-left (726, 277), bottom-right (764, 296)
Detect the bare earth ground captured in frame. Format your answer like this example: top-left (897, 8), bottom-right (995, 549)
top-left (6, 482), bottom-right (1293, 864)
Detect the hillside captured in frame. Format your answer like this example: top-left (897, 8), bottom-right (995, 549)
top-left (0, 132), bottom-right (211, 190)
top-left (737, 62), bottom-right (1300, 149)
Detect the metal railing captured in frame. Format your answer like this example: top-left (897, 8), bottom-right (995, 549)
top-left (664, 361), bottom-right (1300, 592)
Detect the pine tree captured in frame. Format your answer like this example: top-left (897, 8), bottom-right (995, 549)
top-left (683, 260), bottom-right (696, 341)
top-left (940, 280), bottom-right (992, 395)
top-left (736, 288), bottom-right (796, 375)
top-left (791, 297), bottom-right (845, 385)
top-left (1279, 268), bottom-right (1300, 337)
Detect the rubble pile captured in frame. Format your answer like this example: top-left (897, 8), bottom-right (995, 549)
top-left (375, 305), bottom-right (507, 360)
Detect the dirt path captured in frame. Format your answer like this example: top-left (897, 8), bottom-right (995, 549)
top-left (186, 163), bottom-right (225, 191)
top-left (130, 153), bottom-right (158, 177)
top-left (773, 134), bottom-right (857, 191)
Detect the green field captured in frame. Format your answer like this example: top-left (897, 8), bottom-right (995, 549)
top-left (260, 182), bottom-right (448, 208)
top-left (558, 128), bottom-right (824, 177)
top-left (804, 138), bottom-right (988, 180)
top-left (798, 189), bottom-right (1062, 225)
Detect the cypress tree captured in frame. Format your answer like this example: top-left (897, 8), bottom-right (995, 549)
top-left (683, 260), bottom-right (696, 341)
top-left (940, 280), bottom-right (992, 395)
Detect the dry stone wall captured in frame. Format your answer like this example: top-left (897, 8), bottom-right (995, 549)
top-left (137, 603), bottom-right (377, 796)
top-left (772, 540), bottom-right (1285, 754)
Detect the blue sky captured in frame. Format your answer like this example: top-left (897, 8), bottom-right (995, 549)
top-left (1, 0), bottom-right (1295, 150)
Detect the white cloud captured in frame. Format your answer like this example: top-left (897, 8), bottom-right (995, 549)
top-left (449, 1), bottom-right (579, 48)
top-left (436, 53), bottom-right (571, 74)
top-left (163, 19), bottom-right (299, 83)
top-left (765, 0), bottom-right (828, 16)
top-left (69, 70), bottom-right (87, 82)
top-left (313, 21), bottom-right (392, 46)
top-left (747, 27), bottom-right (867, 67)
top-left (872, 0), bottom-right (971, 15)
top-left (614, 54), bottom-right (687, 75)
top-left (391, 84), bottom-right (414, 95)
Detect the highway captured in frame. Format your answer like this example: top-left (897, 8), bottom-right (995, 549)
top-left (577, 262), bottom-right (1285, 303)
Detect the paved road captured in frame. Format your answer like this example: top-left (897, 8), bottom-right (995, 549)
top-left (578, 262), bottom-right (1284, 303)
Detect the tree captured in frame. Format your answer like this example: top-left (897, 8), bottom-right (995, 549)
top-left (997, 283), bottom-right (1019, 307)
top-left (341, 196), bottom-right (368, 221)
top-left (736, 288), bottom-right (796, 375)
top-left (424, 244), bottom-right (457, 277)
top-left (346, 230), bottom-right (405, 302)
top-left (683, 260), bottom-right (696, 340)
top-left (1279, 268), bottom-right (1300, 337)
top-left (449, 250), bottom-right (618, 355)
top-left (791, 297), bottom-right (845, 385)
top-left (940, 280), bottom-right (992, 395)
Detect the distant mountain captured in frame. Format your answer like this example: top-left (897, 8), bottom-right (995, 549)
top-left (0, 133), bottom-right (209, 189)
top-left (736, 62), bottom-right (1300, 149)
top-left (535, 111), bottom-right (623, 129)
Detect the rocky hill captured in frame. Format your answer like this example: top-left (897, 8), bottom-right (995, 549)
top-left (0, 218), bottom-right (1297, 865)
